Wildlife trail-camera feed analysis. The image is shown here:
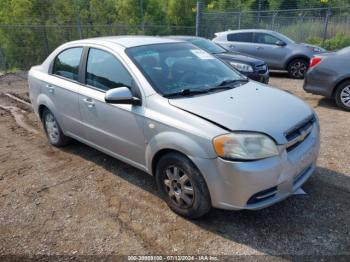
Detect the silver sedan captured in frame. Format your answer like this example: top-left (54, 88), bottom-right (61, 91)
top-left (304, 46), bottom-right (350, 111)
top-left (28, 36), bottom-right (320, 218)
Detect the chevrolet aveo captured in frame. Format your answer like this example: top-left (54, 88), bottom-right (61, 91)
top-left (28, 36), bottom-right (320, 219)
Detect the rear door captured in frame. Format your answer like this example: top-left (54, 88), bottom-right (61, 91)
top-left (252, 33), bottom-right (289, 69)
top-left (78, 47), bottom-right (146, 168)
top-left (46, 47), bottom-right (85, 137)
top-left (225, 32), bottom-right (255, 56)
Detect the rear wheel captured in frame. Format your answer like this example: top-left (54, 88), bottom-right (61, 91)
top-left (287, 58), bottom-right (308, 79)
top-left (42, 108), bottom-right (71, 147)
top-left (335, 81), bottom-right (350, 111)
top-left (155, 152), bottom-right (211, 219)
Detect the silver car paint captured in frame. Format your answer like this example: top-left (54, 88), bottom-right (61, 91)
top-left (304, 49), bottom-right (350, 97)
top-left (28, 36), bottom-right (320, 210)
top-left (213, 29), bottom-right (322, 70)
top-left (169, 82), bottom-right (313, 144)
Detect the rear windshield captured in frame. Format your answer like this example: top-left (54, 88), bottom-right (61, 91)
top-left (338, 46), bottom-right (350, 54)
top-left (190, 38), bottom-right (226, 54)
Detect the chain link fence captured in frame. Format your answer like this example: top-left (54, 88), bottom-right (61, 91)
top-left (198, 5), bottom-right (350, 43)
top-left (0, 24), bottom-right (195, 72)
top-left (1, 2), bottom-right (350, 72)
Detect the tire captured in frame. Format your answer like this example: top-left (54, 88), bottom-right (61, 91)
top-left (335, 80), bottom-right (350, 111)
top-left (287, 58), bottom-right (309, 79)
top-left (155, 152), bottom-right (211, 219)
top-left (41, 108), bottom-right (71, 147)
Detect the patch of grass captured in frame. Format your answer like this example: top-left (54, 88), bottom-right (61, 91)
top-left (0, 66), bottom-right (18, 75)
top-left (306, 32), bottom-right (350, 51)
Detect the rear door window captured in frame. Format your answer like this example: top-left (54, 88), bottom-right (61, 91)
top-left (52, 47), bottom-right (83, 81)
top-left (86, 48), bottom-right (132, 91)
top-left (227, 32), bottom-right (253, 42)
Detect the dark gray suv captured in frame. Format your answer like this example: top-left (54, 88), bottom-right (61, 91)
top-left (213, 29), bottom-right (325, 79)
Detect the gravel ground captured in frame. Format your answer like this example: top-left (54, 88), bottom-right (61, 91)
top-left (0, 72), bottom-right (349, 260)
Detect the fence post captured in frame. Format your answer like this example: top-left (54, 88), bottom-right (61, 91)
top-left (238, 12), bottom-right (242, 29)
top-left (195, 1), bottom-right (202, 36)
top-left (42, 24), bottom-right (50, 57)
top-left (0, 46), bottom-right (7, 73)
top-left (271, 12), bottom-right (277, 30)
top-left (323, 7), bottom-right (331, 44)
top-left (74, 0), bottom-right (83, 39)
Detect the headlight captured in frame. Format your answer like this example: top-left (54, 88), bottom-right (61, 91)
top-left (313, 47), bottom-right (323, 53)
top-left (307, 45), bottom-right (325, 53)
top-left (213, 132), bottom-right (279, 160)
top-left (229, 62), bottom-right (253, 72)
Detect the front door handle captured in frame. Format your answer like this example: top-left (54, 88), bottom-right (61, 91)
top-left (83, 98), bottom-right (95, 109)
top-left (256, 46), bottom-right (264, 50)
top-left (229, 44), bottom-right (235, 49)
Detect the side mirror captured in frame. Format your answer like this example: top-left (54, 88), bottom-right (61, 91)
top-left (275, 40), bottom-right (286, 47)
top-left (105, 87), bottom-right (141, 106)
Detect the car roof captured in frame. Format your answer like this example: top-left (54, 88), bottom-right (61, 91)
top-left (167, 35), bottom-right (205, 41)
top-left (68, 35), bottom-right (183, 48)
top-left (215, 29), bottom-right (276, 35)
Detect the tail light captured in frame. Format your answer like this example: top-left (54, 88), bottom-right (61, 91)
top-left (310, 57), bottom-right (322, 68)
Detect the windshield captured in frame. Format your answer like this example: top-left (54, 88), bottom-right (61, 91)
top-left (190, 38), bottom-right (226, 54)
top-left (274, 32), bottom-right (295, 44)
top-left (126, 43), bottom-right (244, 96)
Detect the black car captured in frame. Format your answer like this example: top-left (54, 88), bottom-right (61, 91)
top-left (168, 36), bottom-right (269, 84)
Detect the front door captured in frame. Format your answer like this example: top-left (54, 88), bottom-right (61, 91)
top-left (78, 48), bottom-right (146, 168)
top-left (252, 33), bottom-right (289, 69)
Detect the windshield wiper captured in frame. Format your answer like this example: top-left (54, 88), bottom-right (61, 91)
top-left (164, 88), bottom-right (209, 98)
top-left (216, 78), bottom-right (249, 88)
top-left (164, 79), bottom-right (249, 98)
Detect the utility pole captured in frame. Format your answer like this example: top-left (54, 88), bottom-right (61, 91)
top-left (195, 1), bottom-right (202, 36)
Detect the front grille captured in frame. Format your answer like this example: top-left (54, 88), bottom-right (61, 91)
top-left (285, 115), bottom-right (316, 152)
top-left (247, 186), bottom-right (278, 205)
top-left (255, 64), bottom-right (268, 74)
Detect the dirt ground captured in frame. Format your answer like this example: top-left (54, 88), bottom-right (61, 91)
top-left (0, 72), bottom-right (349, 259)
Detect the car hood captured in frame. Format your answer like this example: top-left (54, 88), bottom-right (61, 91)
top-left (215, 52), bottom-right (265, 66)
top-left (168, 82), bottom-right (313, 144)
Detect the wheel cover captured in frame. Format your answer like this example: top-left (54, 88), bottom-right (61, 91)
top-left (163, 166), bottom-right (194, 208)
top-left (45, 113), bottom-right (59, 143)
top-left (340, 85), bottom-right (350, 107)
top-left (290, 61), bottom-right (307, 78)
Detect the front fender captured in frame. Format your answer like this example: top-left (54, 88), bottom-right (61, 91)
top-left (283, 54), bottom-right (311, 69)
top-left (145, 131), bottom-right (215, 173)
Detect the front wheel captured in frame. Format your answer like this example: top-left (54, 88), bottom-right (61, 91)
top-left (335, 81), bottom-right (350, 111)
top-left (287, 58), bottom-right (308, 79)
top-left (155, 153), bottom-right (211, 219)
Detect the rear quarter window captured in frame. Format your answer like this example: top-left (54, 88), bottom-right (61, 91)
top-left (52, 47), bottom-right (83, 81)
top-left (227, 32), bottom-right (253, 43)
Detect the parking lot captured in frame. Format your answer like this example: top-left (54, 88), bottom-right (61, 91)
top-left (0, 72), bottom-right (349, 257)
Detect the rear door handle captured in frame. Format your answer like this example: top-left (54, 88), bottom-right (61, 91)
top-left (256, 46), bottom-right (264, 50)
top-left (229, 44), bottom-right (235, 49)
top-left (46, 84), bottom-right (55, 94)
top-left (83, 98), bottom-right (95, 109)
